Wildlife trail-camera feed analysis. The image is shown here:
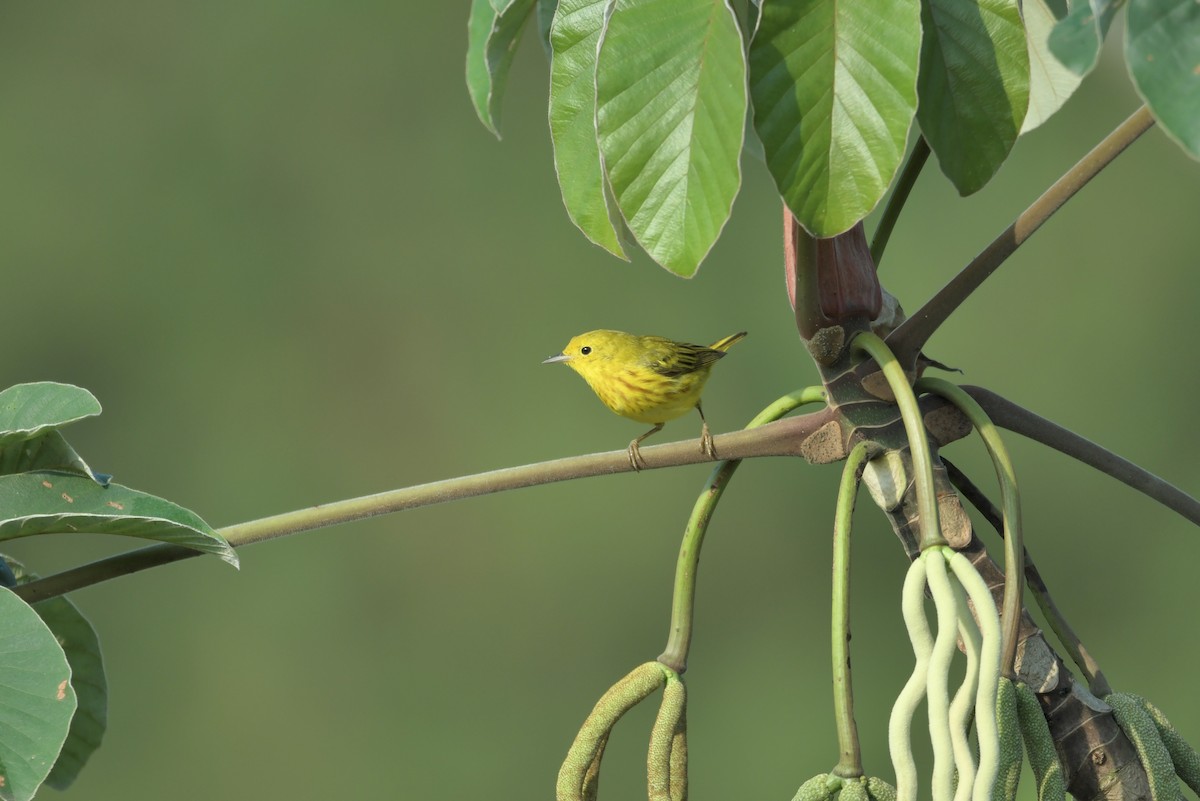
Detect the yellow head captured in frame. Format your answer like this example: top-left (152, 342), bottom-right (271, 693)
top-left (541, 330), bottom-right (637, 380)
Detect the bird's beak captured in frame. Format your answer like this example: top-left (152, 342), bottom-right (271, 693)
top-left (542, 352), bottom-right (571, 365)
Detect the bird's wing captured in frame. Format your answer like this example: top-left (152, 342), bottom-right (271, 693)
top-left (642, 337), bottom-right (726, 377)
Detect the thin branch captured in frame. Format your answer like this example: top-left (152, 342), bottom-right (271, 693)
top-left (917, 378), bottom-right (1024, 680)
top-left (871, 136), bottom-right (931, 268)
top-left (658, 387), bottom-right (827, 673)
top-left (943, 458), bottom-right (1111, 696)
top-left (888, 106), bottom-right (1156, 364)
top-left (964, 385), bottom-right (1200, 529)
top-left (831, 441), bottom-right (871, 778)
top-left (14, 408), bottom-right (836, 603)
top-left (853, 332), bottom-right (943, 550)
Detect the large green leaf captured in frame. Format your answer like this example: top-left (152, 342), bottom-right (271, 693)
top-left (0, 430), bottom-right (107, 484)
top-left (1048, 0), bottom-right (1121, 77)
top-left (0, 383), bottom-right (100, 447)
top-left (467, 0), bottom-right (537, 137)
top-left (917, 0), bottom-right (1030, 195)
top-left (0, 585), bottom-right (76, 801)
top-left (2, 557), bottom-right (106, 792)
top-left (1022, 0), bottom-right (1084, 132)
top-left (750, 0), bottom-right (921, 236)
top-left (1126, 0), bottom-right (1200, 159)
top-left (0, 471), bottom-right (237, 566)
top-left (536, 0), bottom-right (558, 58)
top-left (549, 0), bottom-right (628, 258)
top-left (596, 0), bottom-right (747, 276)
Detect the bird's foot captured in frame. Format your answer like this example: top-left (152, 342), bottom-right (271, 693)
top-left (628, 440), bottom-right (647, 472)
top-left (700, 424), bottom-right (716, 460)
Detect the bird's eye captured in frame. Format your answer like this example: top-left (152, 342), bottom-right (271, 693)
top-left (580, 346), bottom-right (592, 355)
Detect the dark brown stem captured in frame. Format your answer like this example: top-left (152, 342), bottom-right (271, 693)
top-left (870, 136), bottom-right (931, 268)
top-left (964, 386), bottom-right (1200, 528)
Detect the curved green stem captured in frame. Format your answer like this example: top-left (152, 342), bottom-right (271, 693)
top-left (889, 556), bottom-right (933, 801)
top-left (871, 137), bottom-right (931, 268)
top-left (944, 549), bottom-right (1002, 801)
top-left (942, 458), bottom-right (1111, 696)
top-left (657, 387), bottom-right (827, 672)
top-left (831, 440), bottom-right (872, 778)
top-left (851, 332), bottom-right (942, 550)
top-left (947, 580), bottom-right (983, 801)
top-left (917, 378), bottom-right (1024, 678)
top-left (925, 551), bottom-right (960, 801)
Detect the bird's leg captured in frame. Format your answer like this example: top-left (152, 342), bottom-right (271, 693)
top-left (628, 423), bottom-right (664, 471)
top-left (696, 403), bottom-right (716, 459)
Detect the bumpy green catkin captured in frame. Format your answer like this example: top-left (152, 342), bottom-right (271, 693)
top-left (866, 776), bottom-right (898, 801)
top-left (993, 678), bottom-right (1023, 801)
top-left (792, 774), bottom-right (837, 801)
top-left (557, 662), bottom-right (666, 801)
top-left (1013, 682), bottom-right (1065, 801)
top-left (839, 777), bottom-right (869, 801)
top-left (1136, 694), bottom-right (1200, 796)
top-left (648, 676), bottom-right (686, 801)
top-left (1106, 693), bottom-right (1181, 801)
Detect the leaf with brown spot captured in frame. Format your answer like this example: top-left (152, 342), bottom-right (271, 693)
top-left (0, 471), bottom-right (237, 566)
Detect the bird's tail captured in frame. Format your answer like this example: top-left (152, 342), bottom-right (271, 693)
top-left (710, 331), bottom-right (747, 352)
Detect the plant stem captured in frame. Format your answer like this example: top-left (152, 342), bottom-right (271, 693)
top-left (14, 408), bottom-right (837, 604)
top-left (942, 458), bottom-right (1111, 696)
top-left (658, 387), bottom-right (827, 673)
top-left (963, 385), bottom-right (1200, 528)
top-left (831, 440), bottom-right (871, 778)
top-left (917, 378), bottom-right (1024, 679)
top-left (888, 106), bottom-right (1156, 365)
top-left (851, 332), bottom-right (943, 550)
top-left (871, 137), bottom-right (931, 268)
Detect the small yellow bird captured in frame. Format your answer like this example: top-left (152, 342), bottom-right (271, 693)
top-left (543, 330), bottom-right (747, 469)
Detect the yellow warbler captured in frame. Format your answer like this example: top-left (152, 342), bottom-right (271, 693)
top-left (543, 330), bottom-right (747, 469)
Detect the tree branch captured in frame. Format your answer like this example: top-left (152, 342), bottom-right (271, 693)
top-left (14, 408), bottom-right (836, 603)
top-left (964, 385), bottom-right (1200, 528)
top-left (870, 136), bottom-right (930, 268)
top-left (888, 106), bottom-right (1156, 365)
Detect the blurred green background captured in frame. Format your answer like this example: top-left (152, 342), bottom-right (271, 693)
top-left (0, 2), bottom-right (1197, 799)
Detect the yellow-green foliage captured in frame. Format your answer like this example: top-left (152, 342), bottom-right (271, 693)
top-left (792, 773), bottom-right (837, 801)
top-left (866, 776), bottom-right (897, 801)
top-left (1013, 682), bottom-right (1065, 801)
top-left (1137, 694), bottom-right (1200, 796)
top-left (839, 777), bottom-right (869, 801)
top-left (1106, 693), bottom-right (1180, 801)
top-left (993, 677), bottom-right (1023, 801)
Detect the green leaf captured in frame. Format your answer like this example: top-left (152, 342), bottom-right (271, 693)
top-left (1048, 0), bottom-right (1122, 77)
top-left (490, 0), bottom-right (522, 15)
top-left (1126, 0), bottom-right (1200, 159)
top-left (0, 383), bottom-right (100, 447)
top-left (2, 557), bottom-right (106, 792)
top-left (1023, 0), bottom-right (1085, 132)
top-left (0, 471), bottom-right (238, 566)
top-left (549, 0), bottom-right (629, 258)
top-left (536, 0), bottom-right (558, 58)
top-left (596, 0), bottom-right (747, 276)
top-left (0, 585), bottom-right (76, 801)
top-left (466, 0), bottom-right (537, 137)
top-left (0, 430), bottom-right (107, 484)
top-left (917, 0), bottom-right (1030, 195)
top-left (750, 0), bottom-right (921, 236)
